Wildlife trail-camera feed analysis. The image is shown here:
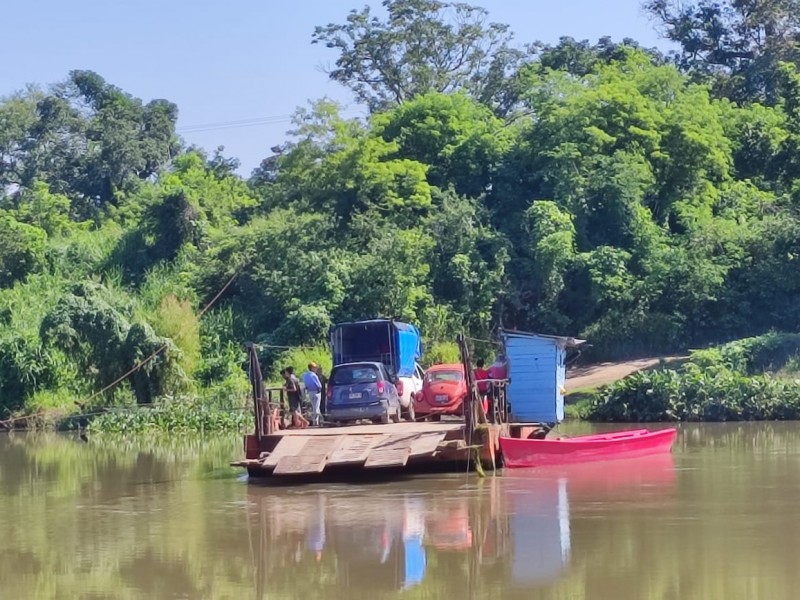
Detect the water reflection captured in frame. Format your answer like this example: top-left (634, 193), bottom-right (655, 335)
top-left (8, 424), bottom-right (800, 599)
top-left (245, 453), bottom-right (677, 597)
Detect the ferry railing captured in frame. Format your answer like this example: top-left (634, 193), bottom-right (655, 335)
top-left (246, 343), bottom-right (286, 440)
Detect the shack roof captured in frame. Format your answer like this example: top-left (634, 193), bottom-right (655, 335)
top-left (332, 319), bottom-right (419, 332)
top-left (501, 329), bottom-right (586, 349)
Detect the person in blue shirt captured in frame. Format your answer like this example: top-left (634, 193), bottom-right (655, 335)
top-left (303, 362), bottom-right (323, 426)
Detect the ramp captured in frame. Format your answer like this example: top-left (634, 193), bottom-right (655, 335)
top-left (257, 425), bottom-right (452, 476)
top-left (273, 435), bottom-right (342, 475)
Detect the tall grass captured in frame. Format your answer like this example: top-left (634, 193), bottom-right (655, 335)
top-left (149, 294), bottom-right (201, 376)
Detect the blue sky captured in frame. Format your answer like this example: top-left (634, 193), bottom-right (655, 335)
top-left (1, 0), bottom-right (669, 174)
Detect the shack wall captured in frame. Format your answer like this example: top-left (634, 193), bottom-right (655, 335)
top-left (504, 333), bottom-right (564, 423)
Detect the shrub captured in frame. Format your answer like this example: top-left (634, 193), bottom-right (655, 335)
top-left (0, 216), bottom-right (47, 288)
top-left (149, 294), bottom-right (201, 376)
top-left (588, 364), bottom-right (800, 422)
top-left (423, 341), bottom-right (461, 366)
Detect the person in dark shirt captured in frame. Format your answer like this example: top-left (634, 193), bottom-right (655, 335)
top-left (283, 366), bottom-right (308, 428)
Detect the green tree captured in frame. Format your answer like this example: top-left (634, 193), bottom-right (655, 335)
top-left (0, 216), bottom-right (47, 288)
top-left (373, 92), bottom-right (511, 197)
top-left (0, 71), bottom-right (179, 218)
top-left (646, 0), bottom-right (800, 102)
top-left (313, 0), bottom-right (524, 113)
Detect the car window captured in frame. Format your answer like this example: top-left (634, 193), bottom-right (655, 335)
top-left (332, 365), bottom-right (380, 385)
top-left (425, 370), bottom-right (463, 384)
top-left (416, 365), bottom-right (425, 379)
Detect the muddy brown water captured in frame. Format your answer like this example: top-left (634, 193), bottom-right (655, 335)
top-left (2, 423), bottom-right (800, 599)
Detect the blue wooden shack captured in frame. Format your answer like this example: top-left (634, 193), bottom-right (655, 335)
top-left (501, 330), bottom-right (585, 424)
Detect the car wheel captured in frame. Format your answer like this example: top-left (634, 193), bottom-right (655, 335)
top-left (430, 413), bottom-right (442, 422)
top-left (390, 407), bottom-right (401, 423)
top-left (403, 401), bottom-right (416, 422)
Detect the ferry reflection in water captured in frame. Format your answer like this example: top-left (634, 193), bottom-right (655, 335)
top-left (245, 453), bottom-right (676, 597)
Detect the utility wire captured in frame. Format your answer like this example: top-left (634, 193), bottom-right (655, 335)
top-left (177, 108), bottom-right (364, 134)
top-left (0, 266), bottom-right (244, 430)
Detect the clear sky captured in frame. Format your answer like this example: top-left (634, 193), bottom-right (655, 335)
top-left (1, 0), bottom-right (669, 175)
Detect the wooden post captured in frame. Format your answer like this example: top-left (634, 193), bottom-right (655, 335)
top-left (247, 343), bottom-right (270, 440)
top-left (458, 333), bottom-right (476, 441)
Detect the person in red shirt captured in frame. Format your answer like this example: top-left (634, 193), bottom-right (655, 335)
top-left (474, 359), bottom-right (490, 394)
top-left (474, 359), bottom-right (490, 415)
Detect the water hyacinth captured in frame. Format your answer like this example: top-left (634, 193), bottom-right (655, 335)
top-left (88, 396), bottom-right (250, 435)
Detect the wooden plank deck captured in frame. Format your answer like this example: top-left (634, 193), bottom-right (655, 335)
top-left (328, 435), bottom-right (382, 465)
top-left (250, 422), bottom-right (458, 476)
top-left (262, 436), bottom-right (309, 468)
top-left (273, 436), bottom-right (342, 475)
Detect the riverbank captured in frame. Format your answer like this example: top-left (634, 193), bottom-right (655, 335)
top-left (584, 333), bottom-right (800, 422)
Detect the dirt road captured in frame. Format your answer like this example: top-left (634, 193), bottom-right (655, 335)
top-left (565, 356), bottom-right (685, 392)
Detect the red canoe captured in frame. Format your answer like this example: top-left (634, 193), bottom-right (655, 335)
top-left (499, 428), bottom-right (678, 469)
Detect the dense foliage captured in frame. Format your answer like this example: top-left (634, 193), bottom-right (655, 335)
top-left (5, 1), bottom-right (800, 425)
top-left (588, 334), bottom-right (800, 422)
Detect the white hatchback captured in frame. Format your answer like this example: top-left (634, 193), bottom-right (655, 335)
top-left (397, 363), bottom-right (425, 422)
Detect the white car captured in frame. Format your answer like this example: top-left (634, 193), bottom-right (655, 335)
top-left (397, 363), bottom-right (425, 422)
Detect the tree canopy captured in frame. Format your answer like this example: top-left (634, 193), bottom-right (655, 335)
top-left (646, 0), bottom-right (800, 102)
top-left (5, 3), bottom-right (800, 419)
top-left (312, 0), bottom-right (524, 113)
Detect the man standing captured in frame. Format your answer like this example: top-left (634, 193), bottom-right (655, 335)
top-left (314, 363), bottom-right (328, 416)
top-left (303, 362), bottom-right (323, 426)
top-left (284, 367), bottom-right (308, 429)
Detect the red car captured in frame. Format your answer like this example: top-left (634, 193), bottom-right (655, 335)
top-left (413, 363), bottom-right (467, 420)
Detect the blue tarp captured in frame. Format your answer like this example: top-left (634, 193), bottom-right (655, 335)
top-left (396, 324), bottom-right (422, 376)
top-left (331, 319), bottom-right (422, 377)
top-left (403, 536), bottom-right (426, 589)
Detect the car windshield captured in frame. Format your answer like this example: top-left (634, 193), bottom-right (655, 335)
top-left (332, 365), bottom-right (380, 385)
top-left (426, 370), bottom-right (463, 384)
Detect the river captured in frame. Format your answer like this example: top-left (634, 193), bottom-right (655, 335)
top-left (2, 423), bottom-right (800, 599)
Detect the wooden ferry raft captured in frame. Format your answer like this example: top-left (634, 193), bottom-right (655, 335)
top-left (232, 336), bottom-right (515, 479)
top-left (232, 420), bottom-right (506, 477)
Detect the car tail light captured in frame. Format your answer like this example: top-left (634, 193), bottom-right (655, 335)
top-left (326, 386), bottom-right (332, 401)
top-left (377, 380), bottom-right (385, 394)
top-left (396, 380), bottom-right (404, 397)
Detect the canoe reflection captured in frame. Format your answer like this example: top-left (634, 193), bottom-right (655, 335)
top-left (246, 453), bottom-right (676, 596)
top-left (503, 453), bottom-right (676, 586)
